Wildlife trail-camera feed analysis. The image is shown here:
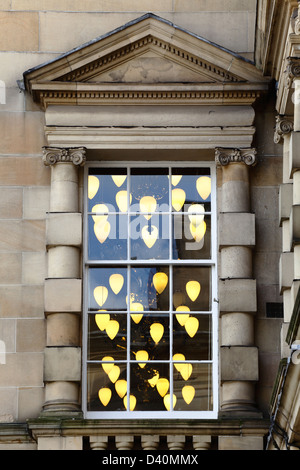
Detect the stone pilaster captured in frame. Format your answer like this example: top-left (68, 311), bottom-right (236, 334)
top-left (216, 148), bottom-right (260, 416)
top-left (42, 147), bottom-right (86, 416)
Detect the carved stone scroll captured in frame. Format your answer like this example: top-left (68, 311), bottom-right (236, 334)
top-left (215, 148), bottom-right (257, 167)
top-left (43, 147), bottom-right (86, 166)
top-left (274, 115), bottom-right (294, 144)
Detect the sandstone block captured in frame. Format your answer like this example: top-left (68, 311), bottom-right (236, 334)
top-left (219, 212), bottom-right (255, 248)
top-left (219, 279), bottom-right (257, 313)
top-left (279, 252), bottom-right (294, 293)
top-left (0, 12), bottom-right (39, 52)
top-left (44, 347), bottom-right (81, 381)
top-left (279, 183), bottom-right (293, 224)
top-left (46, 213), bottom-right (82, 247)
top-left (0, 188), bottom-right (23, 219)
top-left (218, 436), bottom-right (264, 451)
top-left (221, 346), bottom-right (259, 381)
top-left (44, 278), bottom-right (82, 313)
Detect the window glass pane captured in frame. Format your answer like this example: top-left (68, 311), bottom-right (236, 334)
top-left (171, 168), bottom-right (211, 212)
top-left (88, 213), bottom-right (127, 260)
top-left (88, 267), bottom-right (127, 311)
top-left (130, 267), bottom-right (169, 311)
top-left (88, 169), bottom-right (127, 212)
top-left (173, 313), bottom-right (211, 360)
top-left (172, 214), bottom-right (211, 260)
top-left (88, 313), bottom-right (127, 361)
top-left (173, 266), bottom-right (211, 311)
top-left (130, 214), bottom-right (169, 260)
top-left (87, 362), bottom-right (127, 412)
top-left (173, 363), bottom-right (213, 411)
top-left (130, 314), bottom-right (169, 361)
top-left (130, 362), bottom-right (170, 411)
top-left (130, 169), bottom-right (169, 212)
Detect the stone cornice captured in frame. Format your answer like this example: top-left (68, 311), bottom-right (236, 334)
top-left (274, 115), bottom-right (294, 143)
top-left (43, 147), bottom-right (86, 166)
top-left (215, 148), bottom-right (257, 167)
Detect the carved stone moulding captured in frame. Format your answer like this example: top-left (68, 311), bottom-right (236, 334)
top-left (43, 147), bottom-right (86, 166)
top-left (285, 56), bottom-right (300, 88)
top-left (215, 148), bottom-right (257, 167)
top-left (274, 115), bottom-right (294, 144)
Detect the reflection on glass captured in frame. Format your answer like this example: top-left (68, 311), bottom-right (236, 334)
top-left (171, 169), bottom-right (211, 210)
top-left (88, 214), bottom-right (127, 260)
top-left (130, 267), bottom-right (169, 311)
top-left (130, 362), bottom-right (169, 411)
top-left (88, 267), bottom-right (127, 311)
top-left (173, 363), bottom-right (213, 411)
top-left (173, 267), bottom-right (211, 311)
top-left (130, 314), bottom-right (169, 361)
top-left (172, 215), bottom-right (211, 260)
top-left (173, 314), bottom-right (211, 360)
top-left (130, 169), bottom-right (169, 212)
top-left (130, 215), bottom-right (169, 260)
top-left (88, 169), bottom-right (127, 212)
top-left (88, 313), bottom-right (127, 361)
top-left (87, 362), bottom-right (127, 411)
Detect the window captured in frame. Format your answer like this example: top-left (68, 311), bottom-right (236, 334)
top-left (83, 162), bottom-right (218, 418)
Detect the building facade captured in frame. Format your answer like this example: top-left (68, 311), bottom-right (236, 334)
top-left (0, 0), bottom-right (299, 451)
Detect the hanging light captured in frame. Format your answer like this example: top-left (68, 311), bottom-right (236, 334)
top-left (171, 175), bottom-right (182, 186)
top-left (108, 365), bottom-right (120, 383)
top-left (116, 191), bottom-right (132, 212)
top-left (98, 387), bottom-right (112, 407)
top-left (172, 188), bottom-right (186, 211)
top-left (148, 370), bottom-right (159, 388)
top-left (150, 323), bottom-right (164, 344)
top-left (123, 394), bottom-right (136, 411)
top-left (88, 175), bottom-right (100, 199)
top-left (182, 385), bottom-right (195, 405)
top-left (188, 204), bottom-right (205, 227)
top-left (163, 393), bottom-right (177, 411)
top-left (94, 220), bottom-right (111, 244)
top-left (189, 220), bottom-right (206, 243)
top-left (156, 378), bottom-right (169, 397)
top-left (180, 363), bottom-right (193, 381)
top-left (106, 319), bottom-right (119, 340)
top-left (173, 353), bottom-right (186, 371)
top-left (130, 302), bottom-right (144, 324)
top-left (153, 272), bottom-right (168, 294)
top-left (115, 379), bottom-right (127, 398)
top-left (196, 176), bottom-right (211, 200)
top-left (136, 350), bottom-right (149, 368)
top-left (109, 273), bottom-right (124, 295)
top-left (91, 204), bottom-right (109, 224)
top-left (141, 225), bottom-right (158, 249)
top-left (140, 196), bottom-right (157, 220)
top-left (94, 286), bottom-right (108, 307)
top-left (95, 313), bottom-right (110, 331)
top-left (101, 356), bottom-right (114, 374)
top-left (186, 281), bottom-right (201, 302)
top-left (185, 316), bottom-right (199, 338)
top-left (112, 175), bottom-right (127, 187)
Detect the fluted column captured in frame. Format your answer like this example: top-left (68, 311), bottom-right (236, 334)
top-left (216, 148), bottom-right (259, 415)
top-left (42, 147), bottom-right (86, 415)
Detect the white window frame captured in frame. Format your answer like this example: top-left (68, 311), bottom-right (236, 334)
top-left (82, 161), bottom-right (219, 419)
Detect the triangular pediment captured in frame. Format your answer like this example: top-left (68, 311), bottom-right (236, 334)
top-left (23, 13), bottom-right (269, 108)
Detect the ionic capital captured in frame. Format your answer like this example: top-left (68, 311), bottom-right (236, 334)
top-left (274, 115), bottom-right (294, 144)
top-left (294, 4), bottom-right (300, 35)
top-left (285, 57), bottom-right (300, 88)
top-left (43, 147), bottom-right (86, 166)
top-left (215, 148), bottom-right (257, 167)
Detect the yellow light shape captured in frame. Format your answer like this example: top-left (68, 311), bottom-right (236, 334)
top-left (88, 175), bottom-right (100, 199)
top-left (106, 319), bottom-right (119, 340)
top-left (196, 176), bottom-right (211, 200)
top-left (130, 313), bottom-right (143, 324)
top-left (185, 316), bottom-right (199, 338)
top-left (153, 272), bottom-right (168, 294)
top-left (115, 380), bottom-right (127, 398)
top-left (130, 302), bottom-right (144, 324)
top-left (109, 273), bottom-right (124, 295)
top-left (173, 353), bottom-right (186, 371)
top-left (92, 204), bottom-right (109, 223)
top-left (150, 322), bottom-right (164, 344)
top-left (188, 204), bottom-right (205, 227)
top-left (148, 370), bottom-right (159, 388)
top-left (98, 387), bottom-right (112, 407)
top-left (108, 365), bottom-right (120, 383)
top-left (136, 350), bottom-right (149, 368)
top-left (94, 286), bottom-right (108, 307)
top-left (140, 196), bottom-right (157, 220)
top-left (190, 220), bottom-right (206, 243)
top-left (112, 175), bottom-right (127, 187)
top-left (172, 188), bottom-right (186, 211)
top-left (116, 191), bottom-right (132, 212)
top-left (123, 394), bottom-right (136, 411)
top-left (182, 385), bottom-right (195, 405)
top-left (171, 175), bottom-right (182, 186)
top-left (175, 306), bottom-right (190, 326)
top-left (180, 363), bottom-right (193, 381)
top-left (95, 313), bottom-right (110, 331)
top-left (94, 220), bottom-right (111, 244)
top-left (141, 225), bottom-right (158, 249)
top-left (186, 281), bottom-right (201, 302)
top-left (164, 393), bottom-right (177, 411)
top-left (101, 357), bottom-right (114, 374)
top-left (156, 378), bottom-right (169, 397)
